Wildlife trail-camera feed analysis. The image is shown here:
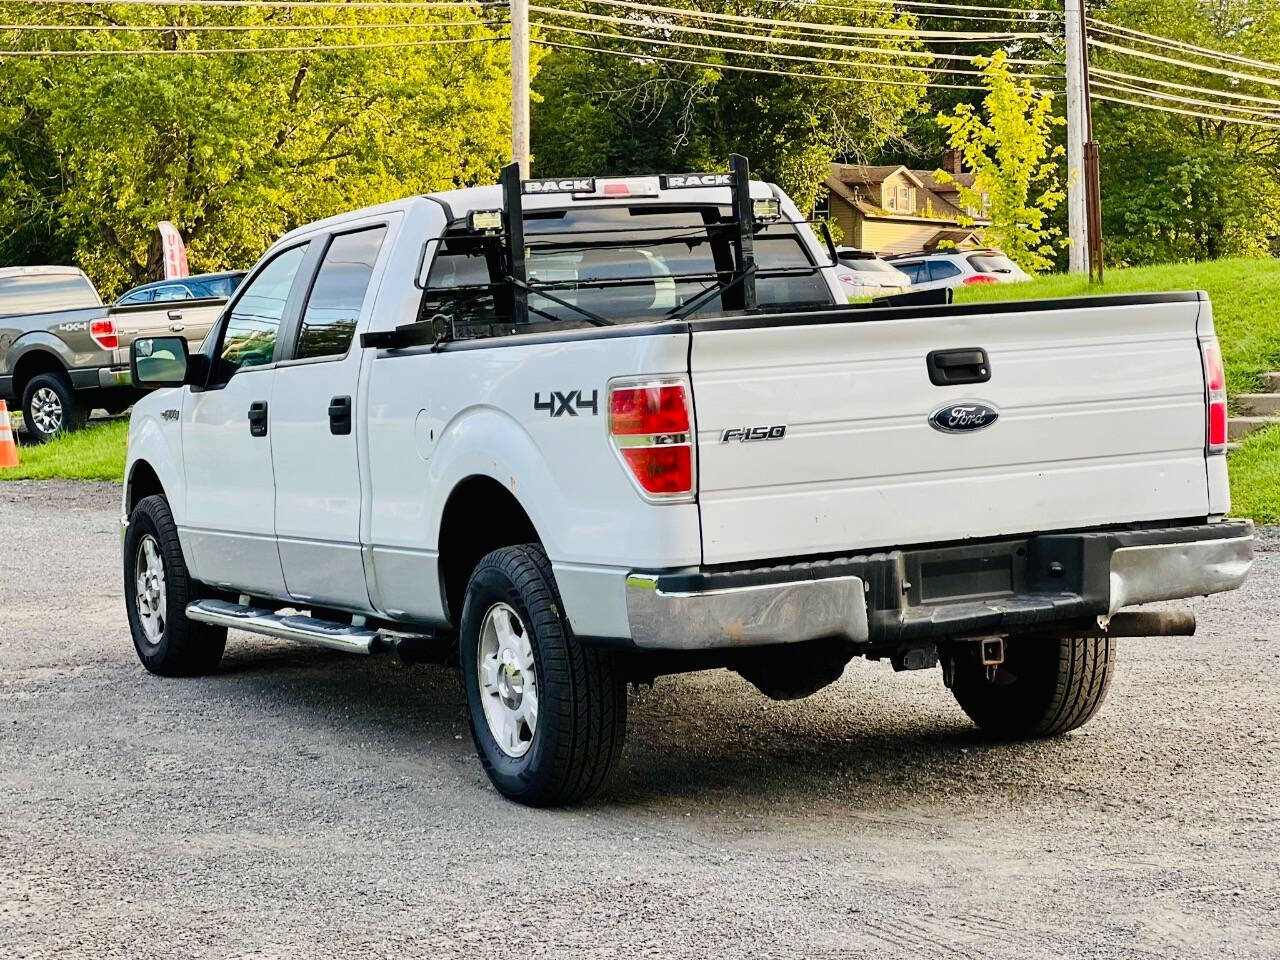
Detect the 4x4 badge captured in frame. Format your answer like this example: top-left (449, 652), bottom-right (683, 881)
top-left (929, 401), bottom-right (999, 433)
top-left (534, 390), bottom-right (599, 417)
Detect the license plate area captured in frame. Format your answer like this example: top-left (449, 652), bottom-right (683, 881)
top-left (906, 540), bottom-right (1029, 606)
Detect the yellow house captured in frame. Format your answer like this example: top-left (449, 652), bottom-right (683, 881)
top-left (819, 163), bottom-right (989, 256)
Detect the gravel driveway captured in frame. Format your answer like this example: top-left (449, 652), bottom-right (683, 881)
top-left (2, 481), bottom-right (1277, 959)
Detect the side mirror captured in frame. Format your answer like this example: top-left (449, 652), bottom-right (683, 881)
top-left (131, 335), bottom-right (191, 389)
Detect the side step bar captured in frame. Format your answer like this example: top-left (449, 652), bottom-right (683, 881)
top-left (187, 599), bottom-right (387, 655)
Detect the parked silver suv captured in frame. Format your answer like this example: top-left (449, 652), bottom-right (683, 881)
top-left (887, 249), bottom-right (1031, 291)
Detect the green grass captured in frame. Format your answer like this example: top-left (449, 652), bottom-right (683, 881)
top-left (955, 257), bottom-right (1280, 398)
top-left (1, 417), bottom-right (127, 481)
top-left (1226, 424), bottom-right (1280, 524)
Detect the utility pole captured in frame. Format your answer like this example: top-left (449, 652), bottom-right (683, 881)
top-left (1064, 0), bottom-right (1089, 275)
top-left (1079, 0), bottom-right (1104, 282)
top-left (510, 0), bottom-right (530, 177)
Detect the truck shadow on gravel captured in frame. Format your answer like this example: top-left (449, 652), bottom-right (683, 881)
top-left (209, 638), bottom-right (1097, 812)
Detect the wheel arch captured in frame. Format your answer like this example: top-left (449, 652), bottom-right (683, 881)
top-left (125, 458), bottom-right (166, 514)
top-left (437, 473), bottom-right (541, 627)
top-left (11, 347), bottom-right (69, 401)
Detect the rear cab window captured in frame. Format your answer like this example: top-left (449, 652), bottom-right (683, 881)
top-left (418, 203), bottom-right (833, 337)
top-left (0, 271), bottom-right (100, 315)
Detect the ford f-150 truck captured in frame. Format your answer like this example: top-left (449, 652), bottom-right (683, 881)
top-left (120, 157), bottom-right (1254, 806)
top-left (0, 266), bottom-right (232, 441)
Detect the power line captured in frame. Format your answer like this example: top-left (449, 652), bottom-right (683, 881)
top-left (0, 34), bottom-right (506, 54)
top-left (534, 21), bottom-right (1063, 82)
top-left (0, 21), bottom-right (504, 32)
top-left (1092, 77), bottom-right (1280, 119)
top-left (754, 0), bottom-right (1061, 15)
top-left (1092, 65), bottom-right (1280, 109)
top-left (536, 0), bottom-right (1047, 41)
top-left (535, 20), bottom-right (1064, 80)
top-left (1089, 36), bottom-right (1280, 91)
top-left (13, 0), bottom-right (504, 8)
top-left (1094, 91), bottom-right (1280, 129)
top-left (535, 35), bottom-right (993, 90)
top-left (1087, 15), bottom-right (1280, 76)
top-left (531, 5), bottom-right (1061, 66)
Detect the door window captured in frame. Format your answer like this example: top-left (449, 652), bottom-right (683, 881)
top-left (117, 288), bottom-right (155, 305)
top-left (213, 243), bottom-right (308, 383)
top-left (896, 261), bottom-right (925, 283)
top-left (295, 227), bottom-right (387, 360)
top-left (151, 283), bottom-right (194, 302)
top-left (928, 260), bottom-right (962, 282)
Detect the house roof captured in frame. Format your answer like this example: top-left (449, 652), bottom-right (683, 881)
top-left (912, 169), bottom-right (977, 195)
top-left (924, 228), bottom-right (984, 251)
top-left (829, 163), bottom-right (928, 190)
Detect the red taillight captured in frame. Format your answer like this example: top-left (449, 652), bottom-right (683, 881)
top-left (1201, 340), bottom-right (1228, 454)
top-left (609, 383), bottom-right (691, 435)
top-left (963, 274), bottom-right (998, 285)
top-left (608, 380), bottom-right (694, 499)
top-left (601, 182), bottom-right (631, 197)
top-left (90, 318), bottom-right (118, 350)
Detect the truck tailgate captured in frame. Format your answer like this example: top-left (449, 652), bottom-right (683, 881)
top-left (690, 294), bottom-right (1212, 565)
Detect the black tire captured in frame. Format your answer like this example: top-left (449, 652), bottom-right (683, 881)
top-left (124, 494), bottom-right (226, 677)
top-left (459, 544), bottom-right (627, 806)
top-left (21, 371), bottom-right (87, 443)
top-left (950, 636), bottom-right (1115, 739)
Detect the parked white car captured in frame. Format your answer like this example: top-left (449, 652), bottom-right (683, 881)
top-left (889, 249), bottom-right (1032, 291)
top-left (833, 248), bottom-right (910, 299)
top-left (121, 159), bottom-right (1252, 806)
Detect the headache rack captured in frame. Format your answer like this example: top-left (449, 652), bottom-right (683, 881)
top-left (362, 154), bottom-right (948, 350)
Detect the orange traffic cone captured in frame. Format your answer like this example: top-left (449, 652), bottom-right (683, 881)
top-left (0, 399), bottom-right (19, 468)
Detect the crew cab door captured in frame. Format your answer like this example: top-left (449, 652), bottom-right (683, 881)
top-left (181, 242), bottom-right (312, 596)
top-left (270, 223), bottom-right (391, 610)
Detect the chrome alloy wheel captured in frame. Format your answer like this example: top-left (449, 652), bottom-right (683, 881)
top-left (476, 602), bottom-right (538, 758)
top-left (30, 386), bottom-right (63, 436)
top-left (134, 534), bottom-right (167, 646)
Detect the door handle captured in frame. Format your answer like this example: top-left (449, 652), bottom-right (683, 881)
top-left (167, 310), bottom-right (184, 321)
top-left (328, 395), bottom-right (352, 436)
top-left (248, 400), bottom-right (268, 437)
top-left (926, 348), bottom-right (991, 386)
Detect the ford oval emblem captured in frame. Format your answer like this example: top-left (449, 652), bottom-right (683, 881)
top-left (929, 401), bottom-right (999, 434)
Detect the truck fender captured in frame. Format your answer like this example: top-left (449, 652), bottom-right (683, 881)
top-left (2, 332), bottom-right (77, 382)
top-left (427, 405), bottom-right (559, 556)
top-left (124, 409), bottom-right (186, 525)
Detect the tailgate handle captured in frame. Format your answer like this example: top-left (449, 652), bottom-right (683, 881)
top-left (927, 348), bottom-right (990, 386)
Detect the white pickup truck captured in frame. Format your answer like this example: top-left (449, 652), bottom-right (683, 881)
top-left (122, 158), bottom-right (1254, 806)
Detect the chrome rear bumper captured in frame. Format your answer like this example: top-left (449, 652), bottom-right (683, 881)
top-left (623, 521), bottom-right (1254, 651)
top-left (625, 574), bottom-right (869, 650)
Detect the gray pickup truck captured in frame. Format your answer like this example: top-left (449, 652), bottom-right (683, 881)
top-left (0, 265), bottom-right (233, 441)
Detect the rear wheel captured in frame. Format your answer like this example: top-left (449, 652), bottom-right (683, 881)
top-left (949, 636), bottom-right (1115, 739)
top-left (459, 544), bottom-right (627, 806)
top-left (124, 494), bottom-right (226, 677)
top-left (22, 371), bottom-right (87, 443)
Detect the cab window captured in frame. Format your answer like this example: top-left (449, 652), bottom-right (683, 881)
top-left (213, 244), bottom-right (308, 382)
top-left (295, 227), bottom-right (387, 361)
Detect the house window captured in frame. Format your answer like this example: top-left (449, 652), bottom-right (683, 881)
top-left (813, 192), bottom-right (830, 220)
top-left (884, 185), bottom-right (896, 211)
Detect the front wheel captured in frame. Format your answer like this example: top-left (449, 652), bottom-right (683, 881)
top-left (949, 636), bottom-right (1115, 739)
top-left (124, 494), bottom-right (226, 677)
top-left (459, 544), bottom-right (627, 806)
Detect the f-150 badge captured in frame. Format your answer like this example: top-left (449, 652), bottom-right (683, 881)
top-left (929, 401), bottom-right (999, 433)
top-left (720, 425), bottom-right (787, 443)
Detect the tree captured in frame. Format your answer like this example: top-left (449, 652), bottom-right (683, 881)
top-left (529, 1), bottom-right (927, 214)
top-left (1089, 0), bottom-right (1280, 263)
top-left (0, 2), bottom-right (511, 296)
top-left (935, 50), bottom-right (1065, 273)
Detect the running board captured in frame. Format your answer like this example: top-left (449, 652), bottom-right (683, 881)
top-left (186, 599), bottom-right (381, 654)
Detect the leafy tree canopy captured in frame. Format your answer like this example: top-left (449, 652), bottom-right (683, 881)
top-left (0, 1), bottom-right (510, 296)
top-left (1090, 0), bottom-right (1280, 263)
top-left (529, 1), bottom-right (927, 214)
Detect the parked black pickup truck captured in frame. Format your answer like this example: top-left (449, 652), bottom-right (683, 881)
top-left (0, 265), bottom-right (235, 441)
